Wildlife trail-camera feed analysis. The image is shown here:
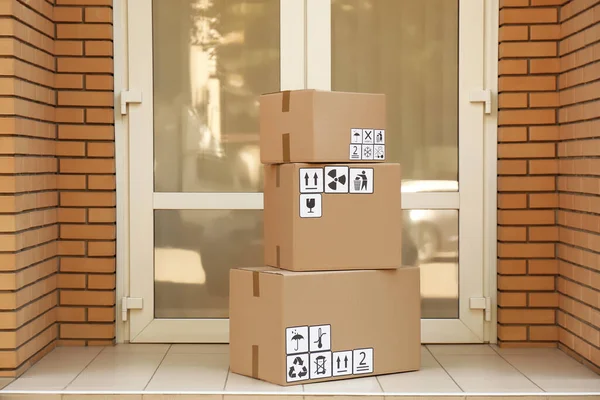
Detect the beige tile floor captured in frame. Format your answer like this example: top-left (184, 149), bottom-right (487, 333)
top-left (1, 344), bottom-right (599, 399)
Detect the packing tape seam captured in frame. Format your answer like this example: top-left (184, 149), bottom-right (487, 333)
top-left (282, 133), bottom-right (290, 163)
top-left (252, 344), bottom-right (259, 378)
top-left (252, 271), bottom-right (260, 297)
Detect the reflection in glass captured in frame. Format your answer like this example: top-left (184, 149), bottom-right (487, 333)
top-left (402, 209), bottom-right (459, 319)
top-left (331, 0), bottom-right (459, 183)
top-left (154, 209), bottom-right (263, 319)
top-left (152, 0), bottom-right (280, 193)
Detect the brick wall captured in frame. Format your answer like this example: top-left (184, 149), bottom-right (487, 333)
top-left (54, 0), bottom-right (115, 346)
top-left (556, 0), bottom-right (600, 370)
top-left (0, 0), bottom-right (59, 377)
top-left (497, 0), bottom-right (563, 347)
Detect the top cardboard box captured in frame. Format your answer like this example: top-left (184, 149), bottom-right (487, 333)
top-left (260, 90), bottom-right (387, 164)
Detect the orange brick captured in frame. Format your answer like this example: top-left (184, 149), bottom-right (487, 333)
top-left (529, 292), bottom-right (559, 307)
top-left (499, 93), bottom-right (528, 108)
top-left (88, 241), bottom-right (115, 257)
top-left (56, 141), bottom-right (86, 157)
top-left (60, 291), bottom-right (114, 307)
top-left (498, 176), bottom-right (556, 192)
top-left (60, 323), bottom-right (114, 339)
top-left (55, 41), bottom-right (83, 56)
top-left (530, 25), bottom-right (561, 40)
top-left (56, 0), bottom-right (112, 4)
top-left (57, 175), bottom-right (86, 190)
top-left (529, 159), bottom-right (559, 174)
top-left (57, 307), bottom-right (86, 322)
top-left (88, 307), bottom-right (115, 322)
top-left (58, 274), bottom-right (86, 289)
top-left (85, 75), bottom-right (113, 90)
top-left (58, 91), bottom-right (113, 107)
top-left (530, 326), bottom-right (559, 341)
top-left (85, 41), bottom-right (113, 56)
top-left (500, 42), bottom-right (557, 58)
top-left (55, 74), bottom-right (84, 89)
top-left (498, 127), bottom-right (528, 143)
top-left (54, 7), bottom-right (83, 22)
top-left (498, 259), bottom-right (527, 275)
top-left (528, 259), bottom-right (558, 275)
top-left (60, 192), bottom-right (115, 207)
top-left (499, 76), bottom-right (557, 91)
top-left (499, 308), bottom-right (556, 324)
top-left (57, 24), bottom-right (112, 40)
top-left (498, 325), bottom-right (527, 341)
top-left (501, 0), bottom-right (529, 6)
top-left (499, 60), bottom-right (528, 75)
top-left (58, 208), bottom-right (86, 223)
top-left (530, 92), bottom-right (559, 108)
top-left (498, 194), bottom-right (527, 209)
top-left (498, 243), bottom-right (555, 258)
top-left (500, 8), bottom-right (558, 24)
top-left (499, 109), bottom-right (556, 125)
top-left (529, 226), bottom-right (559, 242)
top-left (498, 226), bottom-right (527, 242)
top-left (530, 58), bottom-right (561, 74)
top-left (85, 7), bottom-right (112, 23)
top-left (498, 160), bottom-right (527, 175)
top-left (88, 175), bottom-right (115, 190)
top-left (61, 224), bottom-right (115, 240)
top-left (88, 274), bottom-right (115, 290)
top-left (531, 0), bottom-right (567, 4)
top-left (499, 26), bottom-right (529, 41)
top-left (60, 158), bottom-right (115, 174)
top-left (87, 142), bottom-right (114, 157)
top-left (58, 124), bottom-right (114, 140)
top-left (86, 109), bottom-right (113, 124)
top-left (61, 257), bottom-right (115, 273)
top-left (58, 241), bottom-right (86, 256)
top-left (56, 108), bottom-right (85, 123)
top-left (57, 57), bottom-right (113, 73)
top-left (529, 193), bottom-right (559, 208)
top-left (88, 208), bottom-right (115, 223)
top-left (499, 276), bottom-right (556, 291)
top-left (529, 126), bottom-right (560, 141)
top-left (499, 142), bottom-right (556, 158)
top-left (499, 292), bottom-right (527, 307)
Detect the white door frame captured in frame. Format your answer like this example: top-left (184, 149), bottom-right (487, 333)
top-left (112, 0), bottom-right (499, 344)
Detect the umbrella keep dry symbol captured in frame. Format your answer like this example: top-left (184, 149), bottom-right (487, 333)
top-left (291, 329), bottom-right (304, 351)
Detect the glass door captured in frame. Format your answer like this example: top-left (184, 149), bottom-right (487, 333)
top-left (125, 0), bottom-right (487, 343)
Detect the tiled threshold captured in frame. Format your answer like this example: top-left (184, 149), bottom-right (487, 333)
top-left (1, 344), bottom-right (599, 399)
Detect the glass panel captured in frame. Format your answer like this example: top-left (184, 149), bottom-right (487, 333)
top-left (402, 210), bottom-right (459, 319)
top-left (154, 209), bottom-right (263, 318)
top-left (331, 0), bottom-right (458, 184)
top-left (152, 0), bottom-right (280, 193)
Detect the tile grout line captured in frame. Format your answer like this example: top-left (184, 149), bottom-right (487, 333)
top-left (425, 345), bottom-right (466, 393)
top-left (223, 367), bottom-right (231, 391)
top-left (489, 344), bottom-right (547, 393)
top-left (62, 346), bottom-right (107, 391)
top-left (142, 344), bottom-right (172, 391)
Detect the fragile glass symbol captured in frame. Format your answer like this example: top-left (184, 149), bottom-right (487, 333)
top-left (306, 198), bottom-right (316, 213)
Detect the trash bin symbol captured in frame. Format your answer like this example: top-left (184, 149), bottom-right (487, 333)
top-left (354, 177), bottom-right (361, 191)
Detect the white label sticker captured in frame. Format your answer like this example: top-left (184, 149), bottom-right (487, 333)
top-left (310, 351), bottom-right (332, 379)
top-left (324, 166), bottom-right (349, 193)
top-left (332, 350), bottom-right (353, 376)
top-left (374, 144), bottom-right (385, 160)
top-left (353, 348), bottom-right (374, 374)
top-left (350, 128), bottom-right (363, 144)
top-left (299, 168), bottom-right (324, 193)
top-left (374, 129), bottom-right (385, 144)
top-left (300, 194), bottom-right (322, 218)
top-left (286, 326), bottom-right (309, 355)
top-left (287, 353), bottom-right (310, 382)
top-left (362, 129), bottom-right (374, 144)
top-left (349, 144), bottom-right (362, 160)
top-left (349, 168), bottom-right (374, 194)
top-left (362, 145), bottom-right (374, 160)
top-left (309, 325), bottom-right (331, 352)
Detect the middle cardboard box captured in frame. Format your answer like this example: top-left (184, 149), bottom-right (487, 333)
top-left (264, 162), bottom-right (402, 272)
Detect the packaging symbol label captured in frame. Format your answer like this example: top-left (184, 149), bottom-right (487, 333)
top-left (300, 194), bottom-right (322, 218)
top-left (309, 325), bottom-right (331, 352)
top-left (299, 168), bottom-right (324, 193)
top-left (332, 350), bottom-right (353, 376)
top-left (324, 166), bottom-right (349, 193)
top-left (353, 348), bottom-right (374, 374)
top-left (349, 168), bottom-right (374, 194)
top-left (286, 326), bottom-right (309, 355)
top-left (349, 128), bottom-right (385, 160)
top-left (310, 351), bottom-right (333, 379)
top-left (287, 354), bottom-right (310, 382)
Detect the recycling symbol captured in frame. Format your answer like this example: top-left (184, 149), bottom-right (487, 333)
top-left (288, 356), bottom-right (308, 379)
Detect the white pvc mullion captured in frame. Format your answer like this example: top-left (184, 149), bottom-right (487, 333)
top-left (306, 0), bottom-right (331, 90)
top-left (153, 193), bottom-right (264, 210)
top-left (280, 0), bottom-right (305, 90)
top-left (402, 192), bottom-right (459, 210)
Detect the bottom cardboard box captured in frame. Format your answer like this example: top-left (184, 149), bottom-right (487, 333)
top-left (229, 266), bottom-right (421, 386)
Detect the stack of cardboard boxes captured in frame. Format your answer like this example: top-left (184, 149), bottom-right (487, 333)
top-left (229, 90), bottom-right (421, 386)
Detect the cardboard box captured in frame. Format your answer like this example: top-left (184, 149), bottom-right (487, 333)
top-left (264, 162), bottom-right (402, 271)
top-left (260, 90), bottom-right (387, 164)
top-left (229, 266), bottom-right (421, 386)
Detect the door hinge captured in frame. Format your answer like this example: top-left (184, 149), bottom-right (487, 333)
top-left (469, 297), bottom-right (492, 322)
top-left (469, 89), bottom-right (492, 114)
top-left (120, 90), bottom-right (142, 115)
top-left (121, 297), bottom-right (143, 322)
